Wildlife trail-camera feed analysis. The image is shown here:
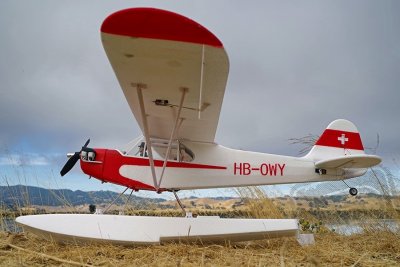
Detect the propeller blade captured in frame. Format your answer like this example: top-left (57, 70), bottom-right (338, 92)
top-left (61, 139), bottom-right (91, 176)
top-left (83, 139), bottom-right (90, 148)
top-left (60, 152), bottom-right (80, 176)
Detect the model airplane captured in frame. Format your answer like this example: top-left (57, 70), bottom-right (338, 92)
top-left (60, 7), bottom-right (381, 199)
top-left (17, 7), bottom-right (382, 246)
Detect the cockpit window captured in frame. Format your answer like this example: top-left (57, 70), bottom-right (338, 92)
top-left (137, 142), bottom-right (148, 157)
top-left (179, 143), bottom-right (194, 162)
top-left (121, 137), bottom-right (194, 162)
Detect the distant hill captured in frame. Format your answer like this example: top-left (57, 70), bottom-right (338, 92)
top-left (1, 185), bottom-right (397, 214)
top-left (0, 185), bottom-right (166, 208)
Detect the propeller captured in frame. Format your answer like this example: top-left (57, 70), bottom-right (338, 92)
top-left (60, 139), bottom-right (90, 176)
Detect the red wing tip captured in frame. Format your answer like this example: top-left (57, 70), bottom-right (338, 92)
top-left (101, 7), bottom-right (223, 48)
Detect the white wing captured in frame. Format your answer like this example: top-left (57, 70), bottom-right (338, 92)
top-left (101, 8), bottom-right (229, 143)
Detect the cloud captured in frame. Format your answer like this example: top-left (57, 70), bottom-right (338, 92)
top-left (0, 153), bottom-right (53, 166)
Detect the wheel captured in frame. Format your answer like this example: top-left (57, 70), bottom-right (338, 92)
top-left (349, 187), bottom-right (358, 196)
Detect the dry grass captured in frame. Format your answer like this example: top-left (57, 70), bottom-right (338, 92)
top-left (0, 230), bottom-right (399, 266)
top-left (236, 187), bottom-right (286, 219)
top-left (1, 186), bottom-right (399, 266)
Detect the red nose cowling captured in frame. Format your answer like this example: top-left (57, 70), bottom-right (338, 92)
top-left (80, 149), bottom-right (155, 191)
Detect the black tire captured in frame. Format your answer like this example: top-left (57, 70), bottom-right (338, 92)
top-left (349, 187), bottom-right (358, 196)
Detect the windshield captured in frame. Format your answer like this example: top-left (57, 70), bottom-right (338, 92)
top-left (121, 137), bottom-right (195, 162)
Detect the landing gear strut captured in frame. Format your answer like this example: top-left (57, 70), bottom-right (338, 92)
top-left (172, 190), bottom-right (187, 216)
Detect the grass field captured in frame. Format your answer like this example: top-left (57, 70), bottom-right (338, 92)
top-left (1, 188), bottom-right (399, 266)
top-left (0, 230), bottom-right (399, 266)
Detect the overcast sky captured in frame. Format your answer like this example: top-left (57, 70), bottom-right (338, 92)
top-left (0, 1), bottom-right (399, 197)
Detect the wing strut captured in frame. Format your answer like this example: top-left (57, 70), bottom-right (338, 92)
top-left (157, 87), bottom-right (188, 189)
top-left (198, 45), bottom-right (205, 119)
top-left (134, 83), bottom-right (158, 190)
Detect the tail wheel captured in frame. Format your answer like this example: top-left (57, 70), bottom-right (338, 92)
top-left (349, 187), bottom-right (358, 196)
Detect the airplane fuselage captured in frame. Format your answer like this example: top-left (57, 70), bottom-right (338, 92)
top-left (80, 141), bottom-right (364, 192)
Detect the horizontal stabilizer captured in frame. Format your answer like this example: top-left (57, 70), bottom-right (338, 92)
top-left (315, 155), bottom-right (381, 169)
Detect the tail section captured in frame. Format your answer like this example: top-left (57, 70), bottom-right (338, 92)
top-left (306, 119), bottom-right (365, 161)
top-left (305, 119), bottom-right (381, 171)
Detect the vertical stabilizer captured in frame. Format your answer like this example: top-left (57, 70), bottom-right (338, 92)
top-left (305, 119), bottom-right (365, 162)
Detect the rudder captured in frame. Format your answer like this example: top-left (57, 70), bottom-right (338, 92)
top-left (305, 119), bottom-right (365, 161)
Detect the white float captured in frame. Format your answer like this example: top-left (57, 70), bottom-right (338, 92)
top-left (16, 214), bottom-right (299, 245)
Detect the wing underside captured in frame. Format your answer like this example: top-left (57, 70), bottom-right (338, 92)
top-left (101, 8), bottom-right (229, 143)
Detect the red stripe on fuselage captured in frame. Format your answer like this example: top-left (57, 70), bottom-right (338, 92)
top-left (315, 129), bottom-right (364, 150)
top-left (80, 149), bottom-right (227, 191)
top-left (121, 156), bottom-right (227, 170)
top-left (101, 8), bottom-right (223, 48)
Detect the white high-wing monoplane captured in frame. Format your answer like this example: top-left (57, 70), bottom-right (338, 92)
top-left (16, 7), bottom-right (384, 246)
top-left (61, 8), bottom-right (381, 201)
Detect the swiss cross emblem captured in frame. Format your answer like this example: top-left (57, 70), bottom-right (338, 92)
top-left (338, 134), bottom-right (349, 145)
